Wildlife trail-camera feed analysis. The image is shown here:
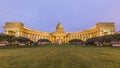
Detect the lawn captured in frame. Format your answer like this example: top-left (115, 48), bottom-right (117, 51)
top-left (0, 45), bottom-right (120, 68)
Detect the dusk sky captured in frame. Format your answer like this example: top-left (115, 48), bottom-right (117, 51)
top-left (0, 0), bottom-right (120, 32)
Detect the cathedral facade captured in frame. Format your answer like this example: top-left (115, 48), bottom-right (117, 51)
top-left (4, 22), bottom-right (115, 43)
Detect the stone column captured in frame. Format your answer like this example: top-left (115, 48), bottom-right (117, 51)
top-left (5, 30), bottom-right (9, 34)
top-left (16, 31), bottom-right (20, 37)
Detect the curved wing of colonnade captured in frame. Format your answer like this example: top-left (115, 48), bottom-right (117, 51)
top-left (4, 22), bottom-right (50, 41)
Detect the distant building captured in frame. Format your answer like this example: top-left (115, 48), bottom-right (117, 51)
top-left (0, 33), bottom-right (3, 34)
top-left (115, 31), bottom-right (120, 34)
top-left (4, 22), bottom-right (115, 43)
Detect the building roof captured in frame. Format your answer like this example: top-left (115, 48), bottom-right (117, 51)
top-left (56, 23), bottom-right (64, 29)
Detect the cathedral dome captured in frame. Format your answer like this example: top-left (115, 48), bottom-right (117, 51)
top-left (56, 23), bottom-right (64, 29)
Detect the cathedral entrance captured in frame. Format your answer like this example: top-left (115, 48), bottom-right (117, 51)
top-left (50, 23), bottom-right (67, 44)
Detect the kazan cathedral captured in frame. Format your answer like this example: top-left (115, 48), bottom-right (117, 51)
top-left (4, 22), bottom-right (115, 43)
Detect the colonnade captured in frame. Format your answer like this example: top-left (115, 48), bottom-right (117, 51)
top-left (4, 22), bottom-right (115, 43)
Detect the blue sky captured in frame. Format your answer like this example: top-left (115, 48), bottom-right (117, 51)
top-left (0, 0), bottom-right (120, 32)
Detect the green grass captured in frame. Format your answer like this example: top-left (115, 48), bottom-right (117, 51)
top-left (0, 45), bottom-right (120, 68)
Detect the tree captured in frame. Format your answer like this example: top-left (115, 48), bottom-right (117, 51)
top-left (86, 34), bottom-right (120, 46)
top-left (37, 39), bottom-right (51, 42)
top-left (68, 39), bottom-right (84, 45)
top-left (37, 39), bottom-right (51, 45)
top-left (112, 34), bottom-right (120, 42)
top-left (0, 34), bottom-right (16, 45)
top-left (16, 36), bottom-right (32, 45)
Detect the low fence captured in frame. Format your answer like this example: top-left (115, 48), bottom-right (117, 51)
top-left (0, 44), bottom-right (6, 46)
top-left (112, 43), bottom-right (120, 46)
